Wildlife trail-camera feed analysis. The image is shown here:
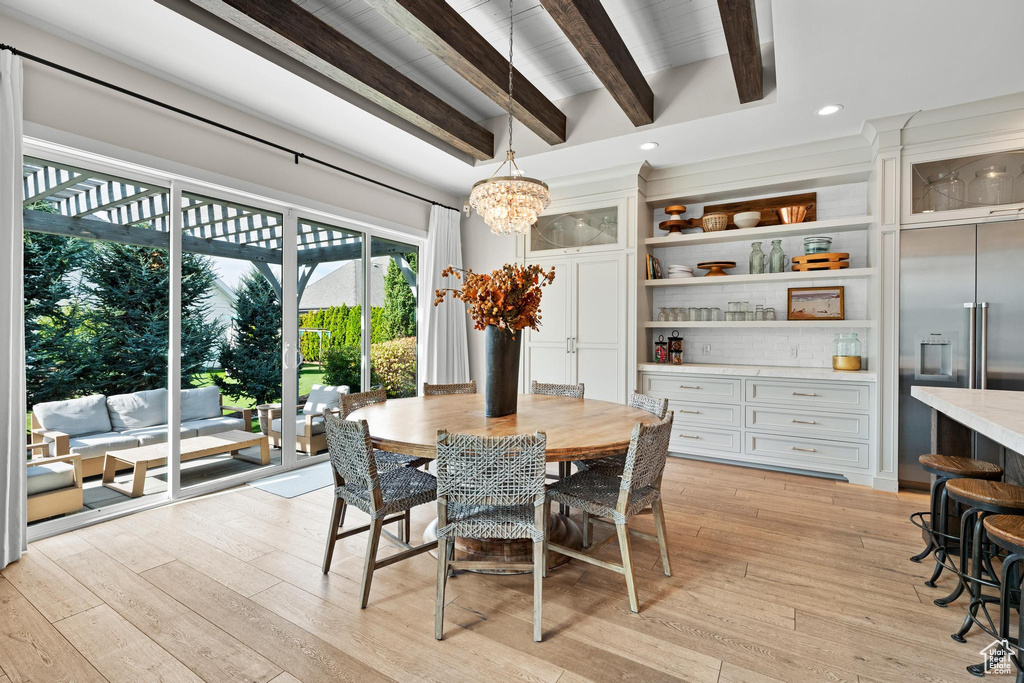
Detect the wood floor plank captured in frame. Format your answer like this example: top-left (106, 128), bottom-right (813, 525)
top-left (1, 550), bottom-right (103, 622)
top-left (57, 549), bottom-right (281, 683)
top-left (146, 505), bottom-right (275, 562)
top-left (54, 604), bottom-right (203, 683)
top-left (74, 523), bottom-right (176, 573)
top-left (30, 532), bottom-right (93, 562)
top-left (0, 575), bottom-right (106, 683)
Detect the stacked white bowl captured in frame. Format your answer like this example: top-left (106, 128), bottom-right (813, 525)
top-left (667, 264), bottom-right (694, 279)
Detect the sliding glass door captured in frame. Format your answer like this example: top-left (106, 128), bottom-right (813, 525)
top-left (369, 238), bottom-right (420, 398)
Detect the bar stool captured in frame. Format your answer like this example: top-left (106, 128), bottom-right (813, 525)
top-left (910, 454), bottom-right (1002, 588)
top-left (942, 479), bottom-right (1024, 643)
top-left (967, 515), bottom-right (1024, 680)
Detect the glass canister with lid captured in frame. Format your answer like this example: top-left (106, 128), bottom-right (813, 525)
top-left (667, 330), bottom-right (684, 365)
top-left (922, 171), bottom-right (966, 212)
top-left (832, 333), bottom-right (862, 371)
top-left (803, 236), bottom-right (832, 254)
top-left (968, 166), bottom-right (1013, 206)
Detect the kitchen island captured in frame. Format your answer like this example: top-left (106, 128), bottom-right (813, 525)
top-left (912, 386), bottom-right (1024, 484)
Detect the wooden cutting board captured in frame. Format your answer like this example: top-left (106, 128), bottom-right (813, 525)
top-left (792, 262), bottom-right (850, 272)
top-left (703, 192), bottom-right (817, 229)
top-left (792, 252), bottom-right (849, 264)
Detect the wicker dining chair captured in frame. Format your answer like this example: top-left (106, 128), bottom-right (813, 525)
top-left (321, 414), bottom-right (438, 608)
top-left (531, 380), bottom-right (584, 399)
top-left (423, 381), bottom-right (477, 396)
top-left (434, 430), bottom-right (548, 642)
top-left (545, 413), bottom-right (674, 613)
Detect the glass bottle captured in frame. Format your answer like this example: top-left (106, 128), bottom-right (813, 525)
top-left (749, 241), bottom-right (766, 274)
top-left (657, 307), bottom-right (668, 322)
top-left (768, 239), bottom-right (786, 273)
top-left (832, 333), bottom-right (862, 371)
top-left (968, 166), bottom-right (1013, 206)
top-left (765, 307), bottom-right (777, 320)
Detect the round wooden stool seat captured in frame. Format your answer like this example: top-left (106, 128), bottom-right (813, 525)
top-left (919, 454), bottom-right (1002, 480)
top-left (946, 479), bottom-right (1024, 513)
top-left (984, 515), bottom-right (1024, 555)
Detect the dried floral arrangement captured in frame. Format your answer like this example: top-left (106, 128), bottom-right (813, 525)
top-left (434, 263), bottom-right (556, 336)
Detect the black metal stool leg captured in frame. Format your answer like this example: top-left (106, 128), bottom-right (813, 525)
top-left (937, 507), bottom-right (975, 608)
top-left (967, 554), bottom-right (1022, 677)
top-left (926, 486), bottom-right (952, 587)
top-left (912, 476), bottom-right (943, 563)
top-left (953, 511), bottom-right (989, 642)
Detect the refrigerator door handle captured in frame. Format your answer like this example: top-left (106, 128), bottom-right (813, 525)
top-left (979, 302), bottom-right (989, 390)
top-left (965, 302), bottom-right (978, 389)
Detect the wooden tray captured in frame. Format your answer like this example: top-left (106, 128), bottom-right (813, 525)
top-left (792, 262), bottom-right (850, 272)
top-left (792, 252), bottom-right (849, 264)
top-left (702, 192), bottom-right (817, 230)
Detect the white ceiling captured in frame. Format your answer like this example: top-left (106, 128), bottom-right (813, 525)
top-left (4, 0), bottom-right (1024, 198)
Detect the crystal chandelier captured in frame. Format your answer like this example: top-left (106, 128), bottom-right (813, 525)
top-left (467, 0), bottom-right (550, 236)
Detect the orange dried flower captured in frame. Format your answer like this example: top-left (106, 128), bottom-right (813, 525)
top-left (434, 262), bottom-right (555, 337)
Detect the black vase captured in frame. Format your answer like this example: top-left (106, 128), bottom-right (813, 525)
top-left (484, 324), bottom-right (521, 417)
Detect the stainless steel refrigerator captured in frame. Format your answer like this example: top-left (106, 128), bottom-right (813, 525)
top-left (899, 221), bottom-right (1024, 483)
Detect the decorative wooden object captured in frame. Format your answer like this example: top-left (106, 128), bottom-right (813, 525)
top-left (697, 261), bottom-right (736, 277)
top-left (658, 204), bottom-right (696, 233)
top-left (700, 192), bottom-right (818, 229)
top-left (792, 252), bottom-right (851, 271)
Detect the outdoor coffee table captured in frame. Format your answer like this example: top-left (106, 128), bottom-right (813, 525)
top-left (101, 430), bottom-right (270, 498)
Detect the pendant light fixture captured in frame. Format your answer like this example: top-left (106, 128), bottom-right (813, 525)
top-left (466, 0), bottom-right (550, 236)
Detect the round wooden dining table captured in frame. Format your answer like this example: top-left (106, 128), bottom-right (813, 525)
top-left (348, 393), bottom-right (660, 571)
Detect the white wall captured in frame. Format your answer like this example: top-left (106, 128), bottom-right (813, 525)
top-left (3, 13), bottom-right (459, 235)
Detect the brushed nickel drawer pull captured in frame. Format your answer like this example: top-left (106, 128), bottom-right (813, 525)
top-left (792, 392), bottom-right (819, 397)
top-left (792, 419), bottom-right (818, 425)
top-left (677, 434), bottom-right (701, 439)
top-left (679, 385), bottom-right (702, 390)
top-left (791, 446), bottom-right (817, 453)
top-left (677, 409), bottom-right (701, 414)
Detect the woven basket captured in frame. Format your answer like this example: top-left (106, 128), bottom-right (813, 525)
top-left (701, 213), bottom-right (729, 232)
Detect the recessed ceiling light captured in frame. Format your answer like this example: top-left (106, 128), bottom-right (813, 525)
top-left (815, 104), bottom-right (844, 116)
top-left (639, 142), bottom-right (659, 151)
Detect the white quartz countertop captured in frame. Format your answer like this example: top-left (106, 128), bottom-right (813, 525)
top-left (638, 363), bottom-right (876, 382)
top-left (912, 387), bottom-right (1024, 454)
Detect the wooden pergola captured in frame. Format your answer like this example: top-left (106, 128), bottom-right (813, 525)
top-left (22, 157), bottom-right (416, 299)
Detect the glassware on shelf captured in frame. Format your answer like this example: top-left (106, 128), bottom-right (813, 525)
top-left (688, 307), bottom-right (699, 321)
top-left (679, 307), bottom-right (690, 321)
top-left (1016, 164), bottom-right (1024, 202)
top-left (749, 241), bottom-right (766, 274)
top-left (728, 301), bottom-right (740, 314)
top-left (968, 166), bottom-right (1013, 206)
top-left (765, 307), bottom-right (777, 320)
top-left (833, 333), bottom-right (862, 371)
top-left (657, 307), bottom-right (668, 322)
top-left (803, 236), bottom-right (832, 254)
top-left (654, 335), bottom-right (668, 364)
top-left (768, 239), bottom-right (786, 273)
top-left (699, 307), bottom-right (711, 321)
top-left (922, 171), bottom-right (966, 212)
top-left (710, 307), bottom-right (722, 321)
top-left (754, 304), bottom-right (765, 321)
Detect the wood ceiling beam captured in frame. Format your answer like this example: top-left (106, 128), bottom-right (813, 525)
top-left (538, 0), bottom-right (653, 126)
top-left (187, 0), bottom-right (494, 160)
top-left (717, 0), bottom-right (763, 103)
top-left (364, 0), bottom-right (566, 145)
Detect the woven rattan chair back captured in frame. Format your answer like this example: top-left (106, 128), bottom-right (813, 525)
top-left (423, 381), bottom-right (477, 396)
top-left (324, 413), bottom-right (380, 501)
top-left (620, 413), bottom-right (674, 497)
top-left (531, 380), bottom-right (584, 398)
top-left (340, 389), bottom-right (387, 418)
top-left (628, 392), bottom-right (669, 419)
top-left (435, 431), bottom-right (547, 507)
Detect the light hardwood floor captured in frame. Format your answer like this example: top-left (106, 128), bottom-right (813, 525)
top-left (0, 458), bottom-right (989, 682)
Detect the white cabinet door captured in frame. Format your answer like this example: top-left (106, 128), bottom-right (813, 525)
top-left (524, 257), bottom-right (572, 386)
top-left (572, 253), bottom-right (627, 403)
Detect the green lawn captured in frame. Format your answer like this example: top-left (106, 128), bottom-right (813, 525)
top-left (193, 364), bottom-right (327, 409)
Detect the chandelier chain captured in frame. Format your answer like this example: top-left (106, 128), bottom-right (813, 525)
top-left (507, 0), bottom-right (514, 154)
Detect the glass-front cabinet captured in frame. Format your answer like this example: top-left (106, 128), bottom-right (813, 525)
top-left (904, 143), bottom-right (1024, 223)
top-left (526, 197), bottom-right (627, 256)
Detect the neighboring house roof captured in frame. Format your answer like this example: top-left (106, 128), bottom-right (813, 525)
top-left (299, 256), bottom-right (389, 312)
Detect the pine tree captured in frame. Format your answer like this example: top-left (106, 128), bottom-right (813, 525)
top-left (345, 304), bottom-right (362, 346)
top-left (23, 202), bottom-right (94, 407)
top-left (83, 242), bottom-right (221, 396)
top-left (215, 268), bottom-right (282, 405)
top-left (382, 256), bottom-right (417, 340)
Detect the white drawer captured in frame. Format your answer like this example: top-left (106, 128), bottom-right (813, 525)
top-left (644, 374), bottom-right (741, 404)
top-left (670, 425), bottom-right (741, 454)
top-left (670, 400), bottom-right (742, 428)
top-left (745, 379), bottom-right (869, 412)
top-left (745, 405), bottom-right (870, 441)
top-left (745, 432), bottom-right (869, 470)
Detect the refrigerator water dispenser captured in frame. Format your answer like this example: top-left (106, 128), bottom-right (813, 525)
top-left (915, 333), bottom-right (957, 381)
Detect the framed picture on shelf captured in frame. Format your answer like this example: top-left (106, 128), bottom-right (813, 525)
top-left (787, 286), bottom-right (845, 320)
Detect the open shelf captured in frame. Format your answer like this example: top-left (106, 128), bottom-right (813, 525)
top-left (645, 267), bottom-right (876, 287)
top-left (645, 215), bottom-right (873, 248)
top-left (644, 320), bottom-right (878, 329)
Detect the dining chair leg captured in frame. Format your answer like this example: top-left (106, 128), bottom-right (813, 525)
top-left (542, 499), bottom-right (552, 578)
top-left (558, 462), bottom-right (569, 515)
top-left (651, 498), bottom-right (672, 577)
top-left (403, 509), bottom-right (411, 545)
top-left (359, 518), bottom-right (383, 609)
top-left (616, 522), bottom-right (640, 613)
top-left (582, 510), bottom-right (591, 548)
top-left (322, 496), bottom-right (346, 574)
top-left (435, 536), bottom-right (450, 640)
top-left (533, 538), bottom-right (544, 642)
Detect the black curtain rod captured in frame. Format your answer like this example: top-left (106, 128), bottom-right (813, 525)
top-left (0, 43), bottom-right (460, 213)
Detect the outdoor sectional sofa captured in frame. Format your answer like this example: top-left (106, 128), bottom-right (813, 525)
top-left (29, 386), bottom-right (252, 478)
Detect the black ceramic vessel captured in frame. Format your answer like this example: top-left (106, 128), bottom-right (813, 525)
top-left (484, 325), bottom-right (521, 417)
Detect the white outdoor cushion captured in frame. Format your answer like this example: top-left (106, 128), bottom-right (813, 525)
top-left (272, 415), bottom-right (326, 436)
top-left (181, 386), bottom-right (222, 421)
top-left (27, 461), bottom-right (77, 496)
top-left (182, 416), bottom-right (246, 437)
top-left (302, 384), bottom-right (347, 415)
top-left (107, 388), bottom-right (168, 431)
top-left (33, 394), bottom-right (111, 437)
top-left (67, 432), bottom-right (141, 459)
top-left (121, 425), bottom-right (198, 447)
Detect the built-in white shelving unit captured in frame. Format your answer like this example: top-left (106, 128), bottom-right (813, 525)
top-left (645, 215), bottom-right (872, 247)
top-left (644, 320), bottom-right (877, 329)
top-left (644, 267), bottom-right (876, 287)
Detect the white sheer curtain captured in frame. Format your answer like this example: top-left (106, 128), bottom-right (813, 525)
top-left (421, 205), bottom-right (470, 384)
top-left (0, 51), bottom-right (26, 569)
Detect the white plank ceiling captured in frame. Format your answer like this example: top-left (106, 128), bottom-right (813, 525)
top-left (294, 0), bottom-right (775, 121)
